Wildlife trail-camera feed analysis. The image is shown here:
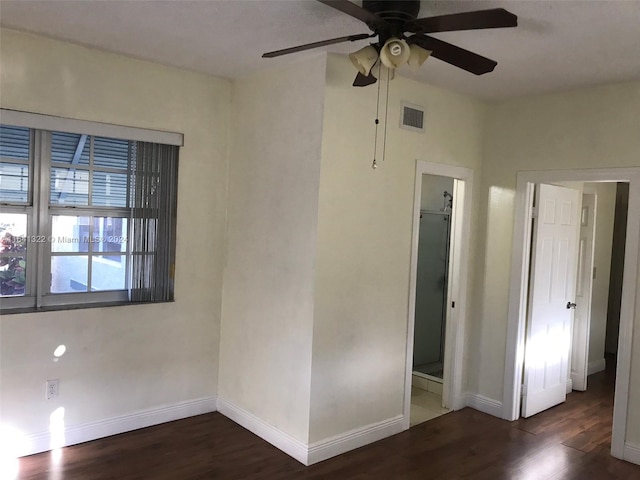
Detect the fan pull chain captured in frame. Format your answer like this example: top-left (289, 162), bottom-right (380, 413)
top-left (372, 63), bottom-right (391, 170)
top-left (372, 61), bottom-right (382, 169)
top-left (381, 66), bottom-right (390, 165)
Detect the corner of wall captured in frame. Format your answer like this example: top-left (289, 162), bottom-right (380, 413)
top-left (218, 53), bottom-right (328, 445)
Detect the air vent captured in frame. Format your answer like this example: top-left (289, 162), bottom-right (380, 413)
top-left (400, 103), bottom-right (425, 132)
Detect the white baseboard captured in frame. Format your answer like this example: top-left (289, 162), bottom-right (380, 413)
top-left (216, 397), bottom-right (404, 466)
top-left (216, 397), bottom-right (308, 465)
top-left (307, 415), bottom-right (404, 465)
top-left (624, 442), bottom-right (640, 466)
top-left (21, 396), bottom-right (217, 457)
top-left (566, 378), bottom-right (573, 394)
top-left (588, 358), bottom-right (607, 376)
top-left (465, 393), bottom-right (503, 418)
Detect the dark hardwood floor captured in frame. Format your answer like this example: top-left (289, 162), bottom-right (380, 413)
top-left (18, 361), bottom-right (639, 479)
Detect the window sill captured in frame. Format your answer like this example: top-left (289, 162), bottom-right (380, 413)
top-left (0, 298), bottom-right (175, 315)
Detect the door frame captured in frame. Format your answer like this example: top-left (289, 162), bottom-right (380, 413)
top-left (403, 160), bottom-right (473, 430)
top-left (571, 191), bottom-right (597, 392)
top-left (503, 167), bottom-right (640, 461)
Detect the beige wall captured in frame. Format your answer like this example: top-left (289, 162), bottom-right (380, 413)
top-left (481, 82), bottom-right (640, 443)
top-left (3, 26), bottom-right (639, 460)
top-left (309, 55), bottom-right (485, 442)
top-left (218, 55), bottom-right (327, 443)
top-left (0, 29), bottom-right (230, 438)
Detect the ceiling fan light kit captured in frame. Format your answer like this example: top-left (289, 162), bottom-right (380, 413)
top-left (262, 0), bottom-right (518, 87)
top-left (349, 45), bottom-right (379, 76)
top-left (379, 37), bottom-right (410, 69)
top-left (261, 0), bottom-right (518, 169)
top-left (408, 44), bottom-right (432, 71)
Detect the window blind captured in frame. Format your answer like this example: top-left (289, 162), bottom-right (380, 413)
top-left (130, 142), bottom-right (178, 302)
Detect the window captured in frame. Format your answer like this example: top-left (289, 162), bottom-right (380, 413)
top-left (0, 116), bottom-right (180, 312)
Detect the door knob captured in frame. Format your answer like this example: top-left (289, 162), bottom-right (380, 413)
top-left (566, 302), bottom-right (577, 309)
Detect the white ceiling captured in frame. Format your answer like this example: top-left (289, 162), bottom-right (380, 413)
top-left (1, 0), bottom-right (639, 100)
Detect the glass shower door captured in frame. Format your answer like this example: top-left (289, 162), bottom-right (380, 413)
top-left (413, 211), bottom-right (451, 378)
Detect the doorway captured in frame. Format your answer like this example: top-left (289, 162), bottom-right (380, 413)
top-left (520, 181), bottom-right (624, 418)
top-left (572, 182), bottom-right (627, 394)
top-left (414, 174), bottom-right (453, 380)
top-left (503, 168), bottom-right (640, 462)
top-left (411, 174), bottom-right (453, 426)
top-left (404, 161), bottom-right (473, 430)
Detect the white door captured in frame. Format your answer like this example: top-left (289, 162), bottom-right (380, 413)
top-left (522, 184), bottom-right (581, 418)
top-left (571, 194), bottom-right (597, 391)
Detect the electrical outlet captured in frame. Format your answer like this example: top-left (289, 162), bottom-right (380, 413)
top-left (46, 379), bottom-right (59, 400)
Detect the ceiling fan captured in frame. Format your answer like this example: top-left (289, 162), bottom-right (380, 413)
top-left (262, 0), bottom-right (517, 86)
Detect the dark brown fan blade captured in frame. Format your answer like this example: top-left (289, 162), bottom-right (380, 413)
top-left (353, 71), bottom-right (377, 87)
top-left (410, 8), bottom-right (517, 34)
top-left (262, 33), bottom-right (371, 58)
top-left (409, 35), bottom-right (497, 75)
top-left (316, 0), bottom-right (385, 29)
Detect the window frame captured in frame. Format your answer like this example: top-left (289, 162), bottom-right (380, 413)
top-left (0, 127), bottom-right (37, 309)
top-left (0, 109), bottom-right (182, 313)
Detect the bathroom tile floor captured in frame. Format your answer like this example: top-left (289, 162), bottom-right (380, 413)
top-left (410, 386), bottom-right (450, 427)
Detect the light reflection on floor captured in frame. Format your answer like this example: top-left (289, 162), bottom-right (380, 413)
top-left (0, 425), bottom-right (28, 480)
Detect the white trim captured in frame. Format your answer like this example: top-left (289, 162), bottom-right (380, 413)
top-left (216, 398), bottom-right (404, 466)
top-left (588, 358), bottom-right (607, 376)
top-left (404, 161), bottom-right (473, 430)
top-left (0, 108), bottom-right (184, 146)
top-left (571, 192), bottom-right (597, 392)
top-left (465, 393), bottom-right (504, 418)
top-left (503, 178), bottom-right (536, 421)
top-left (216, 397), bottom-right (308, 465)
top-left (412, 370), bottom-right (443, 383)
top-left (307, 415), bottom-right (404, 465)
top-left (503, 167), bottom-right (640, 461)
top-left (445, 177), bottom-right (470, 412)
top-left (623, 442), bottom-right (640, 465)
top-left (20, 396), bottom-right (217, 457)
